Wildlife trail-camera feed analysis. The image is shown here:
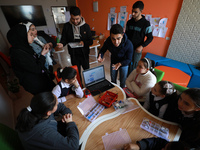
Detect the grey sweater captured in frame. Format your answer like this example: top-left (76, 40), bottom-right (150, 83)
top-left (18, 103), bottom-right (79, 150)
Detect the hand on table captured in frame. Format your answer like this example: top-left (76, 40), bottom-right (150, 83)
top-left (123, 143), bottom-right (140, 150)
top-left (62, 113), bottom-right (73, 123)
top-left (65, 94), bottom-right (76, 100)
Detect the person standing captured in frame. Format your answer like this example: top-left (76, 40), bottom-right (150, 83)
top-left (126, 1), bottom-right (153, 74)
top-left (7, 24), bottom-right (56, 95)
top-left (98, 24), bottom-right (133, 88)
top-left (57, 6), bottom-right (93, 83)
top-left (23, 21), bottom-right (56, 79)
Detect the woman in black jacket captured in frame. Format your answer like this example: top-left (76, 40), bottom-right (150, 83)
top-left (163, 88), bottom-right (200, 149)
top-left (7, 24), bottom-right (55, 95)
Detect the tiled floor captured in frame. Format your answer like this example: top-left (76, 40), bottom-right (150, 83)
top-left (13, 46), bottom-right (119, 123)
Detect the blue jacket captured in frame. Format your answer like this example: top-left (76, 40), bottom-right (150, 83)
top-left (98, 33), bottom-right (133, 66)
top-left (18, 103), bottom-right (79, 150)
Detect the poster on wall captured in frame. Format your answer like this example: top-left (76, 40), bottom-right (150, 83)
top-left (128, 14), bottom-right (132, 20)
top-left (120, 6), bottom-right (127, 12)
top-left (159, 18), bottom-right (168, 27)
top-left (107, 7), bottom-right (117, 30)
top-left (118, 12), bottom-right (128, 28)
top-left (152, 18), bottom-right (168, 38)
top-left (145, 14), bottom-right (152, 24)
top-left (158, 27), bottom-right (168, 38)
top-left (118, 6), bottom-right (128, 29)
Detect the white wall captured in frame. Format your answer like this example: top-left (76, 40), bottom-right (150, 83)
top-left (0, 0), bottom-right (69, 55)
top-left (167, 0), bottom-right (200, 65)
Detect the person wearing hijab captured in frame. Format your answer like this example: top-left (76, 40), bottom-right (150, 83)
top-left (57, 6), bottom-right (93, 84)
top-left (7, 24), bottom-right (56, 95)
top-left (22, 22), bottom-right (56, 79)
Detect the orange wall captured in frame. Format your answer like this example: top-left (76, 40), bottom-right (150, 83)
top-left (76, 0), bottom-right (183, 57)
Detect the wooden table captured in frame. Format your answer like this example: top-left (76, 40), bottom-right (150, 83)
top-left (64, 84), bottom-right (181, 150)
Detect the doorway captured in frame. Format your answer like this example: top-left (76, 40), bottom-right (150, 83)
top-left (51, 6), bottom-right (71, 39)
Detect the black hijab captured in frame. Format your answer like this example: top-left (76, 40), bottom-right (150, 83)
top-left (7, 24), bottom-right (34, 55)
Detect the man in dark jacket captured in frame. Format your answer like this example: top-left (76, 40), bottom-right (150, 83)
top-left (98, 24), bottom-right (133, 88)
top-left (57, 6), bottom-right (93, 82)
top-left (126, 1), bottom-right (153, 74)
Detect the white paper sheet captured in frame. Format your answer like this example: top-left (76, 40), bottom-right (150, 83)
top-left (120, 6), bottom-right (127, 12)
top-left (145, 14), bottom-right (152, 24)
top-left (107, 13), bottom-right (117, 30)
top-left (110, 7), bottom-right (116, 13)
top-left (118, 12), bottom-right (128, 28)
top-left (152, 27), bottom-right (160, 36)
top-left (159, 18), bottom-right (168, 27)
top-left (151, 17), bottom-right (160, 26)
top-left (102, 128), bottom-right (132, 150)
top-left (158, 27), bottom-right (168, 38)
top-left (129, 14), bottom-right (132, 20)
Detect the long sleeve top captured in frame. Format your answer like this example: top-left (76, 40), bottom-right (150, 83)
top-left (125, 15), bottom-right (153, 48)
top-left (7, 24), bottom-right (55, 95)
top-left (60, 17), bottom-right (93, 57)
top-left (98, 33), bottom-right (133, 66)
top-left (18, 103), bottom-right (79, 150)
top-left (137, 137), bottom-right (168, 150)
top-left (126, 70), bottom-right (156, 96)
top-left (143, 92), bottom-right (168, 118)
top-left (52, 80), bottom-right (84, 103)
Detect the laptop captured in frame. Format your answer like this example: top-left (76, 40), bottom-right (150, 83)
top-left (83, 65), bottom-right (114, 96)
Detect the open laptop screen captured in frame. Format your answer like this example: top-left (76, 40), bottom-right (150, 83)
top-left (83, 65), bottom-right (105, 87)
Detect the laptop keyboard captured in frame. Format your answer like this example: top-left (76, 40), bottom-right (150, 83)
top-left (87, 80), bottom-right (114, 96)
top-left (89, 80), bottom-right (109, 90)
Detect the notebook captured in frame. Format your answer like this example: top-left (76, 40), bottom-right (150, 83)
top-left (82, 65), bottom-right (114, 96)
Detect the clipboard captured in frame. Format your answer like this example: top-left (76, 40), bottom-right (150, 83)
top-left (68, 42), bottom-right (83, 48)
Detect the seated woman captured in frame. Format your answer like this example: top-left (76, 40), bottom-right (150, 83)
top-left (7, 24), bottom-right (55, 95)
top-left (23, 22), bottom-right (56, 77)
top-left (143, 81), bottom-right (178, 118)
top-left (16, 92), bottom-right (79, 150)
top-left (164, 88), bottom-right (200, 148)
top-left (125, 57), bottom-right (157, 101)
top-left (52, 67), bottom-right (84, 103)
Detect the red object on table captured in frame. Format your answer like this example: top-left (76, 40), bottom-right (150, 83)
top-left (99, 91), bottom-right (118, 108)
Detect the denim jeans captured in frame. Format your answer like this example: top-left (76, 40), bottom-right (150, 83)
top-left (128, 51), bottom-right (142, 75)
top-left (110, 65), bottom-right (128, 88)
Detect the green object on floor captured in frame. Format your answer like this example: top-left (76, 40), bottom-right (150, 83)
top-left (173, 83), bottom-right (188, 93)
top-left (0, 123), bottom-right (24, 150)
top-left (154, 68), bottom-right (165, 82)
